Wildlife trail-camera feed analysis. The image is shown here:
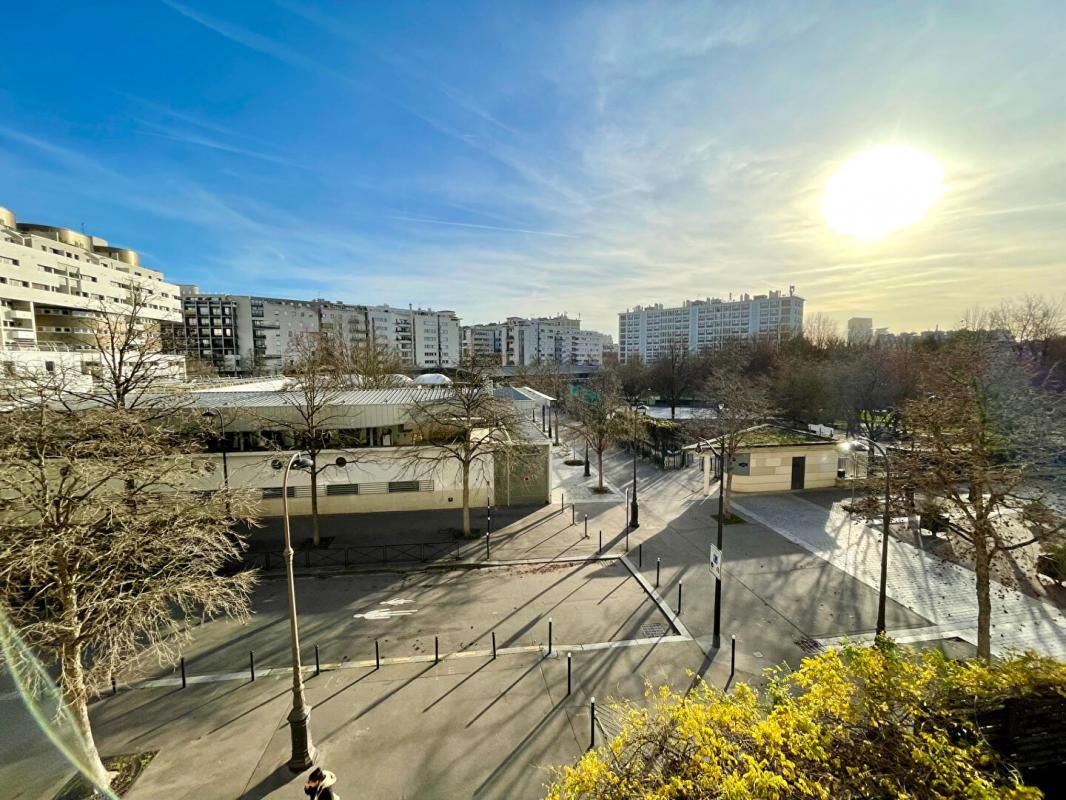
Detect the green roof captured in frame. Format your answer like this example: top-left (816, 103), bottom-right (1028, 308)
top-left (738, 425), bottom-right (835, 447)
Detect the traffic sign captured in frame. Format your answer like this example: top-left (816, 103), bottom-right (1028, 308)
top-left (709, 544), bottom-right (722, 580)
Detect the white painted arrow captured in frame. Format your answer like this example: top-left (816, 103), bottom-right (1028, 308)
top-left (380, 598), bottom-right (415, 606)
top-left (353, 608), bottom-right (418, 621)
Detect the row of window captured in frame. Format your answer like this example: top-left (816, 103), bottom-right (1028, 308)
top-left (261, 480), bottom-right (432, 499)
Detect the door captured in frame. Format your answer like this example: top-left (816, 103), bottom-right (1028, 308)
top-left (790, 456), bottom-right (806, 490)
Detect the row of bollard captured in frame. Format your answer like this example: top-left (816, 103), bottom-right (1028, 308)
top-left (170, 616), bottom-right (567, 689)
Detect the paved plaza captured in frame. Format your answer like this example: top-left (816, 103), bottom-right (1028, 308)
top-left (42, 438), bottom-right (1060, 799)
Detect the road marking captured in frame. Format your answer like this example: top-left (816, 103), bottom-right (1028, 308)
top-left (380, 598), bottom-right (415, 606)
top-left (353, 608), bottom-right (418, 620)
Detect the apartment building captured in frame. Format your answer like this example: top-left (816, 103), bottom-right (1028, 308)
top-left (0, 204), bottom-right (181, 377)
top-left (618, 288), bottom-right (804, 363)
top-left (173, 288), bottom-right (461, 375)
top-left (463, 315), bottom-right (607, 366)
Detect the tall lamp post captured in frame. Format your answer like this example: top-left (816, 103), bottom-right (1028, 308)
top-left (271, 451), bottom-right (346, 771)
top-left (203, 408), bottom-right (229, 512)
top-left (697, 437), bottom-right (726, 648)
top-left (275, 453), bottom-right (316, 771)
top-left (628, 401), bottom-right (647, 529)
top-left (842, 438), bottom-right (892, 637)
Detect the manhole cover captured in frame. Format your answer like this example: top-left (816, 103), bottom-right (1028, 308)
top-left (640, 622), bottom-right (669, 638)
top-left (795, 636), bottom-right (824, 655)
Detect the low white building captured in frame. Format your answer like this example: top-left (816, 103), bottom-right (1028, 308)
top-left (463, 315), bottom-right (607, 366)
top-left (696, 425), bottom-right (840, 494)
top-left (183, 385), bottom-right (552, 515)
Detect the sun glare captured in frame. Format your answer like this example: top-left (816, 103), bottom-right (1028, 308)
top-left (822, 144), bottom-right (943, 242)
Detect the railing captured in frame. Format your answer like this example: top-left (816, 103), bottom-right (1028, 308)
top-left (246, 539), bottom-right (466, 570)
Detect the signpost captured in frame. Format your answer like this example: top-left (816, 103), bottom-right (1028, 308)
top-left (709, 544), bottom-right (722, 580)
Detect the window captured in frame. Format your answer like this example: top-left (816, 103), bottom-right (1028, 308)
top-left (44, 360), bottom-right (55, 373)
top-left (388, 480), bottom-right (420, 493)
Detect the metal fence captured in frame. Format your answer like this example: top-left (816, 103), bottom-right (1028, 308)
top-left (246, 540), bottom-right (466, 570)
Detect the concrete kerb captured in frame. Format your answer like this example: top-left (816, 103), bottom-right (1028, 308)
top-left (260, 551), bottom-right (624, 580)
top-left (117, 553), bottom-right (688, 692)
top-left (130, 633), bottom-right (694, 690)
top-left (619, 554), bottom-right (694, 642)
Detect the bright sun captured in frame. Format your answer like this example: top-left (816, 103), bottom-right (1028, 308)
top-left (822, 144), bottom-right (943, 242)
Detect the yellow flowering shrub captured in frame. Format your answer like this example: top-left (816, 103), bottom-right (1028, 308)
top-left (546, 643), bottom-right (1063, 799)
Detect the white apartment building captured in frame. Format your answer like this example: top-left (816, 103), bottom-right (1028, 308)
top-left (1, 204), bottom-right (181, 376)
top-left (618, 289), bottom-right (804, 363)
top-left (362, 305), bottom-right (461, 369)
top-left (173, 289), bottom-right (460, 375)
top-left (463, 315), bottom-right (607, 366)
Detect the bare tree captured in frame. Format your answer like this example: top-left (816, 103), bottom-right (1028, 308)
top-left (403, 358), bottom-right (529, 536)
top-left (334, 337), bottom-right (408, 389)
top-left (804, 312), bottom-right (844, 350)
top-left (0, 369), bottom-right (257, 788)
top-left (567, 372), bottom-right (628, 492)
top-left (612, 355), bottom-right (650, 400)
top-left (897, 335), bottom-right (1065, 658)
top-left (521, 359), bottom-right (571, 443)
top-left (649, 337), bottom-right (702, 420)
top-left (264, 332), bottom-right (353, 547)
top-left (75, 284), bottom-right (184, 410)
top-left (698, 349), bottom-right (776, 516)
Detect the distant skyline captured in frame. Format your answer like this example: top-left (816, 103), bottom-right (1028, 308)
top-left (2, 1), bottom-right (1064, 335)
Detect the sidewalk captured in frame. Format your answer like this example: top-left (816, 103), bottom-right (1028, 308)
top-left (733, 493), bottom-right (1066, 657)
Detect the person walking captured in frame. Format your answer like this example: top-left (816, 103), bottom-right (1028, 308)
top-left (304, 767), bottom-right (339, 800)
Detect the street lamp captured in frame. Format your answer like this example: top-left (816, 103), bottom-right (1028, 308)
top-left (270, 451), bottom-right (345, 771)
top-left (583, 439), bottom-right (590, 478)
top-left (841, 438), bottom-right (892, 637)
top-left (696, 437), bottom-right (726, 648)
top-left (202, 408), bottom-right (229, 512)
top-left (628, 401), bottom-right (647, 529)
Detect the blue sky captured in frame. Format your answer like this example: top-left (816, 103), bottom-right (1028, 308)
top-left (1, 1), bottom-right (1064, 336)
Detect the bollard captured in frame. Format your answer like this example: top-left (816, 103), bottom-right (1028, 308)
top-left (548, 618), bottom-right (553, 656)
top-left (561, 493), bottom-right (565, 511)
top-left (250, 650), bottom-right (256, 682)
top-left (314, 644), bottom-right (320, 676)
top-left (730, 635), bottom-right (736, 675)
top-left (598, 529), bottom-right (602, 553)
top-left (180, 656), bottom-right (186, 689)
top-left (485, 533), bottom-right (490, 560)
top-left (571, 504), bottom-right (575, 525)
top-left (584, 514), bottom-right (588, 539)
top-left (639, 542), bottom-right (643, 569)
top-left (111, 677), bottom-right (117, 696)
top-left (435, 635), bottom-right (439, 664)
top-left (656, 558), bottom-right (661, 588)
top-left (625, 527), bottom-right (629, 553)
top-left (375, 639), bottom-right (381, 670)
top-left (590, 696), bottom-right (597, 748)
top-left (677, 581), bottom-right (683, 615)
top-left (567, 652), bottom-right (572, 695)
top-left (487, 506), bottom-right (492, 534)
top-left (492, 631), bottom-right (497, 659)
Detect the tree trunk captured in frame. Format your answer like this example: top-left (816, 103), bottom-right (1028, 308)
top-left (670, 402), bottom-right (676, 420)
top-left (973, 526), bottom-right (993, 659)
top-left (461, 461), bottom-right (471, 537)
top-left (61, 641), bottom-right (110, 789)
top-left (310, 452), bottom-right (320, 547)
top-left (597, 449), bottom-right (604, 490)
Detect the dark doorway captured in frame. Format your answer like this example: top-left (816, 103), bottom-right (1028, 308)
top-left (790, 456), bottom-right (806, 490)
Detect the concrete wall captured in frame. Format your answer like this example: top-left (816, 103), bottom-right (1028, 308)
top-left (189, 442), bottom-right (550, 516)
top-left (702, 444), bottom-right (839, 494)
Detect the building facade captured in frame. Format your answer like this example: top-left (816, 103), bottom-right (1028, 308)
top-left (618, 289), bottom-right (804, 363)
top-left (172, 287), bottom-right (461, 376)
top-left (463, 315), bottom-right (607, 366)
top-left (847, 317), bottom-right (873, 345)
top-left (1, 204), bottom-right (182, 376)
